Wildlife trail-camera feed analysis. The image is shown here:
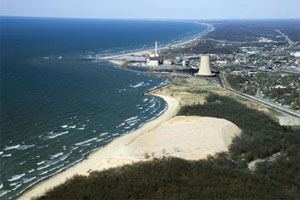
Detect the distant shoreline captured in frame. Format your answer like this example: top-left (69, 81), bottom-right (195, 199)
top-left (98, 22), bottom-right (214, 62)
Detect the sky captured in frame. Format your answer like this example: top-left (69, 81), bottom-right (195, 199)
top-left (1, 0), bottom-right (300, 20)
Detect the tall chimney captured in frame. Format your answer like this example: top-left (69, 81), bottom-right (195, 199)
top-left (155, 41), bottom-right (158, 56)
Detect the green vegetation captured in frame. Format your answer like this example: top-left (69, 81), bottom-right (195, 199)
top-left (226, 73), bottom-right (300, 109)
top-left (36, 94), bottom-right (300, 200)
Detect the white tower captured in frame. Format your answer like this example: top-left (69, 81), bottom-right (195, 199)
top-left (155, 41), bottom-right (158, 56)
top-left (195, 55), bottom-right (215, 76)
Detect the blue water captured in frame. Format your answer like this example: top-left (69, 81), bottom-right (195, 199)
top-left (0, 16), bottom-right (209, 199)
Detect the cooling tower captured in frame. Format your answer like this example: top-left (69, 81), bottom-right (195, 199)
top-left (196, 55), bottom-right (215, 76)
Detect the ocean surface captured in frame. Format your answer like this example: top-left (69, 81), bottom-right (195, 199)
top-left (0, 17), bottom-right (209, 199)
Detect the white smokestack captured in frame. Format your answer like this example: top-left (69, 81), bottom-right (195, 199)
top-left (196, 55), bottom-right (214, 76)
top-left (155, 41), bottom-right (158, 56)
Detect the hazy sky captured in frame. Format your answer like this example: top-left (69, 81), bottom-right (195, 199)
top-left (1, 0), bottom-right (299, 19)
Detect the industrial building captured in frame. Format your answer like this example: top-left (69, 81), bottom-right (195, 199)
top-left (195, 55), bottom-right (215, 76)
top-left (147, 41), bottom-right (163, 67)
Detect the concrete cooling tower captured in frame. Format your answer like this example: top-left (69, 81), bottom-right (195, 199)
top-left (195, 55), bottom-right (215, 76)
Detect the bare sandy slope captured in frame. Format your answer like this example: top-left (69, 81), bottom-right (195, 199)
top-left (125, 116), bottom-right (241, 161)
top-left (19, 94), bottom-right (241, 200)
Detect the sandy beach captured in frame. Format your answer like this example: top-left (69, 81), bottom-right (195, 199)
top-left (19, 94), bottom-right (180, 199)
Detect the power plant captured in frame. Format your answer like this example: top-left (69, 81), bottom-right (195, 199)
top-left (195, 55), bottom-right (215, 76)
top-left (147, 41), bottom-right (163, 67)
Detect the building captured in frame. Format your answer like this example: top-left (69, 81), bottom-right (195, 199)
top-left (147, 41), bottom-right (163, 67)
top-left (195, 55), bottom-right (215, 76)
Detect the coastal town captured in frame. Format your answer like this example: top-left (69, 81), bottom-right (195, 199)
top-left (100, 20), bottom-right (300, 118)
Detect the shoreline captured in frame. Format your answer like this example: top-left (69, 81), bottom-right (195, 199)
top-left (98, 22), bottom-right (214, 61)
top-left (18, 22), bottom-right (214, 199)
top-left (19, 94), bottom-right (181, 200)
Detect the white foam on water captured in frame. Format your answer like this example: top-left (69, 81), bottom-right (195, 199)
top-left (37, 164), bottom-right (51, 171)
top-left (0, 151), bottom-right (3, 155)
top-left (0, 190), bottom-right (9, 198)
top-left (2, 154), bottom-right (12, 157)
top-left (19, 161), bottom-right (26, 165)
top-left (47, 131), bottom-right (69, 139)
top-left (3, 143), bottom-right (34, 152)
top-left (39, 171), bottom-right (48, 176)
top-left (125, 116), bottom-right (138, 122)
top-left (96, 138), bottom-right (104, 142)
top-left (10, 182), bottom-right (20, 187)
top-left (8, 174), bottom-right (25, 182)
top-left (130, 82), bottom-right (144, 88)
top-left (28, 169), bottom-right (35, 173)
top-left (143, 98), bottom-right (148, 102)
top-left (149, 102), bottom-right (156, 108)
top-left (23, 176), bottom-right (36, 184)
top-left (61, 125), bottom-right (68, 128)
top-left (100, 132), bottom-right (109, 137)
top-left (37, 161), bottom-right (45, 166)
top-left (4, 144), bottom-right (20, 151)
top-left (0, 183), bottom-right (3, 190)
top-left (50, 152), bottom-right (64, 159)
top-left (12, 183), bottom-right (22, 191)
top-left (112, 133), bottom-right (120, 136)
top-left (77, 127), bottom-right (85, 130)
top-left (75, 137), bottom-right (98, 146)
top-left (59, 153), bottom-right (70, 162)
top-left (116, 123), bottom-right (126, 128)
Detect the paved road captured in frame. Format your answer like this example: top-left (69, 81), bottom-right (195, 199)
top-left (219, 72), bottom-right (300, 118)
top-left (275, 29), bottom-right (294, 48)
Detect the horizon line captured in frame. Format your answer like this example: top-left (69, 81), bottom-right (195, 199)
top-left (1, 15), bottom-right (300, 21)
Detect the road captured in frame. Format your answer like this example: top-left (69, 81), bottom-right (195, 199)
top-left (219, 72), bottom-right (300, 118)
top-left (275, 29), bottom-right (294, 48)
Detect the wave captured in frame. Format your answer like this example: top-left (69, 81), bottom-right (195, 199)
top-left (96, 138), bottom-right (104, 142)
top-left (4, 144), bottom-right (35, 151)
top-left (125, 116), bottom-right (138, 122)
top-left (61, 125), bottom-right (76, 129)
top-left (0, 190), bottom-right (9, 198)
top-left (37, 161), bottom-right (45, 166)
top-left (50, 152), bottom-right (64, 159)
top-left (23, 176), bottom-right (36, 184)
top-left (8, 173), bottom-right (26, 182)
top-left (100, 132), bottom-right (109, 137)
top-left (46, 131), bottom-right (69, 139)
top-left (130, 82), bottom-right (144, 88)
top-left (143, 98), bottom-right (148, 102)
top-left (2, 153), bottom-right (12, 157)
top-left (39, 171), bottom-right (49, 176)
top-left (75, 137), bottom-right (98, 146)
top-left (37, 164), bottom-right (52, 171)
top-left (0, 183), bottom-right (3, 190)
